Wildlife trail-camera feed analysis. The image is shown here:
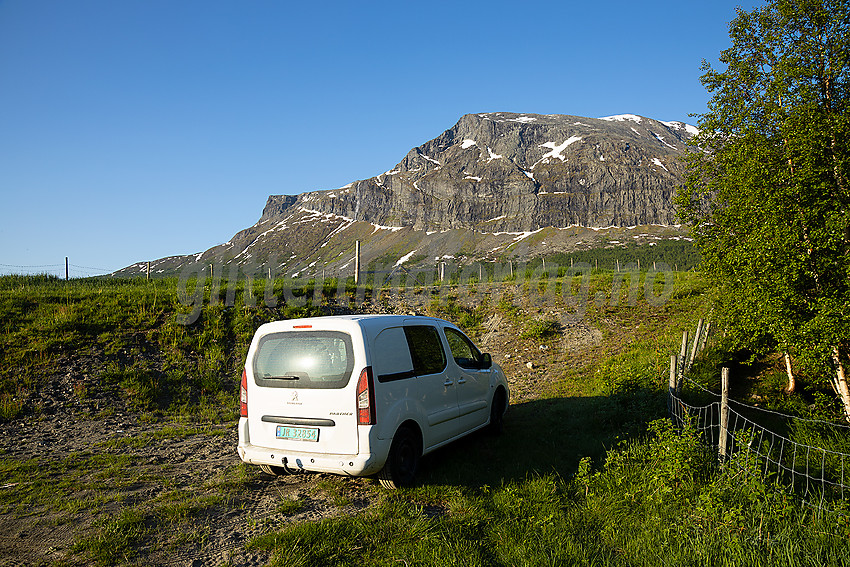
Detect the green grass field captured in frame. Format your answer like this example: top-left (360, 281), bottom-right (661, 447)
top-left (1, 271), bottom-right (848, 566)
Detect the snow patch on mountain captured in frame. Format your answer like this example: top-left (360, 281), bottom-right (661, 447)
top-left (395, 250), bottom-right (418, 266)
top-left (601, 114), bottom-right (643, 123)
top-left (539, 136), bottom-right (582, 162)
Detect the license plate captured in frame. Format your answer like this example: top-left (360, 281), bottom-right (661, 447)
top-left (276, 425), bottom-right (319, 442)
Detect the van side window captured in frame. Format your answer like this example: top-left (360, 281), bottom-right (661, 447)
top-left (374, 327), bottom-right (416, 383)
top-left (443, 327), bottom-right (482, 369)
top-left (403, 325), bottom-right (447, 376)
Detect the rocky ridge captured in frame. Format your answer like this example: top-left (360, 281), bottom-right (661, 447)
top-left (262, 112), bottom-right (695, 231)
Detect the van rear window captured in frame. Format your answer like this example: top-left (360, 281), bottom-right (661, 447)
top-left (253, 331), bottom-right (354, 389)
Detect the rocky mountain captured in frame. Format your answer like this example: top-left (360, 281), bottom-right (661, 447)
top-left (118, 112), bottom-right (697, 278)
top-left (262, 112), bottom-right (694, 231)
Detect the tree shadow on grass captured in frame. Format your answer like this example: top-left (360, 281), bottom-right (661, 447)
top-left (417, 387), bottom-right (667, 488)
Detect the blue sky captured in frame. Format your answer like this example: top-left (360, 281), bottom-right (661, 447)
top-left (0, 0), bottom-right (761, 276)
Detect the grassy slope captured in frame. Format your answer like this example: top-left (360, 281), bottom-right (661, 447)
top-left (0, 274), bottom-right (326, 421)
top-left (1, 273), bottom-right (848, 566)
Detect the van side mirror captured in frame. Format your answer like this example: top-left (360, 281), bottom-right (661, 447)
top-left (480, 353), bottom-right (492, 369)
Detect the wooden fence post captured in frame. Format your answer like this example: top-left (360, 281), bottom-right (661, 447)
top-left (687, 319), bottom-right (704, 372)
top-left (719, 367), bottom-right (730, 462)
top-left (698, 321), bottom-right (711, 354)
top-left (354, 241), bottom-right (361, 285)
top-left (678, 331), bottom-right (689, 379)
top-left (669, 354), bottom-right (678, 423)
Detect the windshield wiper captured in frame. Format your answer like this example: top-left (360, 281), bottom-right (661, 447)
top-left (262, 373), bottom-right (303, 380)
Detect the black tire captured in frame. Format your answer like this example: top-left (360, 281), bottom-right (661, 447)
top-left (259, 464), bottom-right (288, 476)
top-left (488, 388), bottom-right (507, 435)
top-left (378, 426), bottom-right (420, 489)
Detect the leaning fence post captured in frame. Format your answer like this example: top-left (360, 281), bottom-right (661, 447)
top-left (678, 331), bottom-right (689, 379)
top-left (698, 321), bottom-right (711, 354)
top-left (687, 319), bottom-right (704, 372)
top-left (719, 367), bottom-right (730, 462)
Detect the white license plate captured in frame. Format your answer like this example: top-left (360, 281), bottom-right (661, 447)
top-left (276, 425), bottom-right (319, 442)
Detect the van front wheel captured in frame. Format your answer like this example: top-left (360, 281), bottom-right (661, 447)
top-left (378, 426), bottom-right (420, 489)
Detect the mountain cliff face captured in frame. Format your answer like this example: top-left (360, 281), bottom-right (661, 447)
top-left (118, 112), bottom-right (696, 277)
top-left (260, 112), bottom-right (695, 231)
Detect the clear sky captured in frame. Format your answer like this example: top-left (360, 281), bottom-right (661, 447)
top-left (0, 0), bottom-right (762, 277)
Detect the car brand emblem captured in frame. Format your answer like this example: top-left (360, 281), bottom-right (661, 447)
top-left (291, 391), bottom-right (299, 403)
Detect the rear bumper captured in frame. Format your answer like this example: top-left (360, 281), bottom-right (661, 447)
top-left (236, 417), bottom-right (387, 476)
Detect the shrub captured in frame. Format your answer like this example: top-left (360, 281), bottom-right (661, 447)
top-left (521, 318), bottom-right (561, 340)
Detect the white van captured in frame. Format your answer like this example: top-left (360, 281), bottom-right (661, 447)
top-left (237, 314), bottom-right (509, 488)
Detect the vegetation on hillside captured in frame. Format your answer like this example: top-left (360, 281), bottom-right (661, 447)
top-left (0, 274), bottom-right (324, 422)
top-left (677, 0), bottom-right (850, 420)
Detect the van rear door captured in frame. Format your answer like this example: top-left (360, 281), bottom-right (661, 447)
top-left (246, 329), bottom-right (359, 456)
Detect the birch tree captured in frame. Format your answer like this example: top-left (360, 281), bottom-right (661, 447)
top-left (677, 0), bottom-right (850, 420)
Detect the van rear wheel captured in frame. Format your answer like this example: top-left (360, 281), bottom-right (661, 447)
top-left (259, 464), bottom-right (287, 476)
top-left (488, 388), bottom-right (507, 435)
top-left (378, 426), bottom-right (420, 489)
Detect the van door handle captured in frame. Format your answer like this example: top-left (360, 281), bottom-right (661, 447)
top-left (457, 377), bottom-right (467, 385)
top-left (444, 379), bottom-right (454, 386)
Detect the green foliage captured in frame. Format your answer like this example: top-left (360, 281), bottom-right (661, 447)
top-left (277, 498), bottom-right (305, 515)
top-left (677, 0), bottom-right (850, 418)
top-left (428, 296), bottom-right (488, 337)
top-left (71, 506), bottom-right (148, 565)
top-left (0, 393), bottom-right (24, 421)
top-left (643, 419), bottom-right (716, 498)
top-left (520, 318), bottom-right (561, 340)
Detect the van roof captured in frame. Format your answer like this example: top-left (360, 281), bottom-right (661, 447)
top-left (286, 314), bottom-right (442, 322)
top-left (256, 314), bottom-right (451, 335)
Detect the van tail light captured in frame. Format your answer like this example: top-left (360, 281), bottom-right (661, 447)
top-left (240, 369), bottom-right (248, 418)
top-left (356, 366), bottom-right (376, 425)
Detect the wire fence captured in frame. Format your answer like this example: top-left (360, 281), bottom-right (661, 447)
top-left (0, 262), bottom-right (117, 279)
top-left (669, 324), bottom-right (850, 512)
